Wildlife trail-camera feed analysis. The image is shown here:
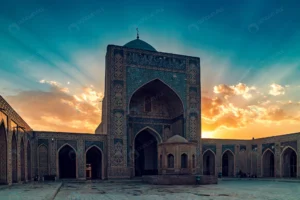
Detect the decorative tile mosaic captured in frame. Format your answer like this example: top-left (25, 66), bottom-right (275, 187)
top-left (38, 139), bottom-right (48, 147)
top-left (281, 140), bottom-right (297, 151)
top-left (85, 141), bottom-right (104, 151)
top-left (57, 140), bottom-right (77, 151)
top-left (126, 67), bottom-right (187, 108)
top-left (262, 143), bottom-right (275, 154)
top-left (222, 144), bottom-right (235, 154)
top-left (202, 144), bottom-right (216, 154)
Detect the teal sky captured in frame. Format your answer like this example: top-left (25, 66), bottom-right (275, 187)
top-left (1, 0), bottom-right (300, 138)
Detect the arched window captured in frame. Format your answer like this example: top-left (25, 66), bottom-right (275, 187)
top-left (167, 154), bottom-right (174, 168)
top-left (159, 155), bottom-right (162, 168)
top-left (192, 154), bottom-right (195, 168)
top-left (181, 153), bottom-right (188, 168)
top-left (145, 96), bottom-right (152, 112)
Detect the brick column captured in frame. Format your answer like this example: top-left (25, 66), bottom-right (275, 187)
top-left (24, 140), bottom-right (27, 182)
top-left (7, 131), bottom-right (12, 185)
top-left (32, 138), bottom-right (38, 178)
top-left (17, 136), bottom-right (21, 182)
top-left (274, 142), bottom-right (281, 178)
top-left (246, 143), bottom-right (251, 175)
top-left (77, 139), bottom-right (85, 180)
top-left (297, 139), bottom-right (300, 178)
top-left (256, 144), bottom-right (262, 177)
top-left (216, 143), bottom-right (222, 175)
top-left (50, 139), bottom-right (56, 175)
top-left (235, 145), bottom-right (239, 176)
top-left (198, 141), bottom-right (203, 175)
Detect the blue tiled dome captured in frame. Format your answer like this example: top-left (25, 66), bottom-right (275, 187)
top-left (124, 39), bottom-right (157, 52)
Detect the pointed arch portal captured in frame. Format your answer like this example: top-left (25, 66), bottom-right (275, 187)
top-left (203, 150), bottom-right (215, 175)
top-left (262, 149), bottom-right (274, 177)
top-left (134, 128), bottom-right (159, 176)
top-left (129, 79), bottom-right (185, 138)
top-left (281, 147), bottom-right (297, 178)
top-left (86, 146), bottom-right (102, 179)
top-left (59, 145), bottom-right (76, 179)
top-left (222, 150), bottom-right (234, 177)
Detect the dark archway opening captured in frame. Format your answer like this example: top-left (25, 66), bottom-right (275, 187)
top-left (282, 148), bottom-right (297, 178)
top-left (12, 133), bottom-right (17, 183)
top-left (27, 141), bottom-right (31, 181)
top-left (134, 130), bottom-right (158, 176)
top-left (222, 151), bottom-right (234, 177)
top-left (263, 150), bottom-right (274, 177)
top-left (59, 145), bottom-right (76, 179)
top-left (86, 147), bottom-right (102, 179)
top-left (181, 154), bottom-right (188, 168)
top-left (203, 150), bottom-right (215, 175)
top-left (0, 122), bottom-right (7, 184)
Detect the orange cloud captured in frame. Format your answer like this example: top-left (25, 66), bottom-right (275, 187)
top-left (5, 80), bottom-right (102, 133)
top-left (213, 83), bottom-right (256, 99)
top-left (202, 83), bottom-right (300, 136)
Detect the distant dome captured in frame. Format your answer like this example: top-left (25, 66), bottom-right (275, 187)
top-left (124, 38), bottom-right (157, 52)
top-left (166, 135), bottom-right (188, 143)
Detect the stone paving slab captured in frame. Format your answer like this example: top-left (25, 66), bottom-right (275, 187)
top-left (221, 178), bottom-right (300, 182)
top-left (0, 182), bottom-right (62, 200)
top-left (54, 180), bottom-right (300, 200)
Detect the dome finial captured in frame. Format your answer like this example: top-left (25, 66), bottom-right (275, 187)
top-left (136, 28), bottom-right (139, 39)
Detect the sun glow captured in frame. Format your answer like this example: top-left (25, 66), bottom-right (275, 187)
top-left (201, 131), bottom-right (214, 138)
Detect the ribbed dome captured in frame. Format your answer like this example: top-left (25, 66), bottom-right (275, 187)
top-left (124, 39), bottom-right (157, 52)
top-left (166, 135), bottom-right (188, 143)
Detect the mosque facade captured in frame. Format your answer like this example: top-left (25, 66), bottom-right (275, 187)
top-left (0, 37), bottom-right (299, 185)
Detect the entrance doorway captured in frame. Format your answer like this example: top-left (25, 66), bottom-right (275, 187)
top-left (86, 146), bottom-right (102, 179)
top-left (134, 129), bottom-right (158, 176)
top-left (203, 150), bottom-right (215, 175)
top-left (262, 149), bottom-right (274, 177)
top-left (282, 147), bottom-right (297, 177)
top-left (222, 150), bottom-right (234, 177)
top-left (59, 145), bottom-right (76, 179)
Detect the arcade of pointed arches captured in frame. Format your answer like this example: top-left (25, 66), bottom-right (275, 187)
top-left (0, 120), bottom-right (32, 184)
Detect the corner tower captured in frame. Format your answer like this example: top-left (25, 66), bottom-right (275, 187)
top-left (100, 36), bottom-right (201, 178)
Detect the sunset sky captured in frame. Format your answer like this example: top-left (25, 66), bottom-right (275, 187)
top-left (1, 0), bottom-right (300, 139)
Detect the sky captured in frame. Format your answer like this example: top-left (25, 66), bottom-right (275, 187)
top-left (1, 0), bottom-right (300, 139)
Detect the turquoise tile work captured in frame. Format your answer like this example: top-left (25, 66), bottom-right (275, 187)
top-left (126, 66), bottom-right (187, 108)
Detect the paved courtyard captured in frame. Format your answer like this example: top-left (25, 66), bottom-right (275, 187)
top-left (0, 182), bottom-right (61, 200)
top-left (1, 180), bottom-right (300, 200)
top-left (55, 179), bottom-right (300, 200)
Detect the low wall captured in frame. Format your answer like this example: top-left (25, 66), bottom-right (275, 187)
top-left (142, 175), bottom-right (218, 185)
